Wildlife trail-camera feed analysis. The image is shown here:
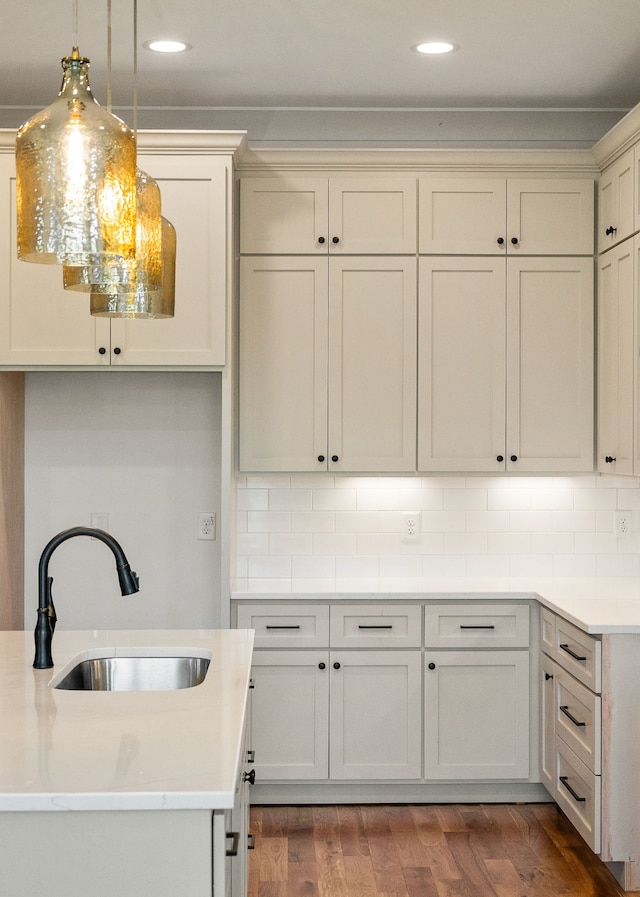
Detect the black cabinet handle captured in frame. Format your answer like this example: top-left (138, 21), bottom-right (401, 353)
top-left (331, 455), bottom-right (339, 463)
top-left (559, 643), bottom-right (587, 662)
top-left (98, 347), bottom-right (107, 355)
top-left (248, 834), bottom-right (256, 850)
top-left (497, 237), bottom-right (504, 245)
top-left (511, 237), bottom-right (519, 245)
top-left (560, 705), bottom-right (586, 727)
top-left (318, 662), bottom-right (326, 670)
top-left (358, 624), bottom-right (393, 630)
top-left (333, 662), bottom-right (341, 670)
top-left (317, 455), bottom-right (325, 462)
top-left (249, 678), bottom-right (255, 689)
top-left (226, 831), bottom-right (240, 857)
top-left (247, 749), bottom-right (256, 763)
top-left (266, 624), bottom-right (301, 630)
top-left (559, 775), bottom-right (586, 803)
top-left (318, 236), bottom-right (326, 244)
top-left (496, 455), bottom-right (504, 462)
top-left (113, 347), bottom-right (121, 355)
top-left (243, 769), bottom-right (256, 785)
top-left (332, 236), bottom-right (340, 244)
top-left (460, 624), bottom-right (495, 630)
top-left (545, 672), bottom-right (554, 681)
top-left (605, 456), bottom-right (616, 463)
top-left (605, 225), bottom-right (617, 236)
top-left (510, 455), bottom-right (518, 462)
top-left (428, 662), bottom-right (436, 670)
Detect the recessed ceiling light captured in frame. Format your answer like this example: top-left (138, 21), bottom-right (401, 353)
top-left (413, 41), bottom-right (457, 55)
top-left (143, 39), bottom-right (192, 53)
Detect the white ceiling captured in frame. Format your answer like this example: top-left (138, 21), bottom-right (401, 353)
top-left (2, 0), bottom-right (640, 147)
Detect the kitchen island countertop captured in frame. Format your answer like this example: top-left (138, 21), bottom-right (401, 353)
top-left (0, 628), bottom-right (254, 812)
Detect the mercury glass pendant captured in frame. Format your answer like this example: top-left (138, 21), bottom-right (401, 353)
top-left (90, 216), bottom-right (176, 319)
top-left (15, 47), bottom-right (137, 266)
top-left (63, 168), bottom-right (162, 294)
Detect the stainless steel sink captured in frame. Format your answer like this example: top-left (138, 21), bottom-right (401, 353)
top-left (51, 654), bottom-right (210, 691)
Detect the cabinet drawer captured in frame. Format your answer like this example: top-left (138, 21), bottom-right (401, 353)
top-left (424, 604), bottom-right (529, 648)
top-left (330, 605), bottom-right (422, 648)
top-left (540, 606), bottom-right (555, 655)
top-left (236, 604), bottom-right (329, 647)
top-left (555, 668), bottom-right (601, 774)
top-left (555, 737), bottom-right (601, 853)
top-left (554, 617), bottom-right (601, 692)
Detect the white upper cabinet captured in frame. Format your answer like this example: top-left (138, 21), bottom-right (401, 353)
top-left (240, 177), bottom-right (417, 254)
top-left (598, 148), bottom-right (634, 253)
top-left (419, 177), bottom-right (594, 255)
top-left (0, 144), bottom-right (236, 367)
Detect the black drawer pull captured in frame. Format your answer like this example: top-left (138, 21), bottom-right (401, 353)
top-left (559, 775), bottom-right (586, 803)
top-left (248, 833), bottom-right (256, 850)
top-left (358, 624), bottom-right (393, 630)
top-left (545, 672), bottom-right (553, 681)
top-left (559, 643), bottom-right (587, 662)
top-left (460, 624), bottom-right (495, 630)
top-left (265, 625), bottom-right (301, 630)
top-left (560, 705), bottom-right (586, 727)
top-left (226, 831), bottom-right (240, 856)
top-left (243, 769), bottom-right (256, 785)
top-left (247, 749), bottom-right (256, 763)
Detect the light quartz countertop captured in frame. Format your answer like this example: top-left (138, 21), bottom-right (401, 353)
top-left (232, 576), bottom-right (640, 634)
top-left (0, 628), bottom-right (254, 813)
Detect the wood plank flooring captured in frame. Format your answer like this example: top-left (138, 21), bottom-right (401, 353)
top-left (248, 804), bottom-right (636, 897)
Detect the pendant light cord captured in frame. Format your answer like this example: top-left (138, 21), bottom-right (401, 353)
top-left (133, 0), bottom-right (138, 139)
top-left (73, 0), bottom-right (78, 47)
top-left (106, 0), bottom-right (112, 111)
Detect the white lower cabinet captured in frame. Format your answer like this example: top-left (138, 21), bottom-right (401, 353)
top-left (423, 650), bottom-right (530, 779)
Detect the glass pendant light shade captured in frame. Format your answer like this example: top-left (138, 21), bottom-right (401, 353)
top-left (63, 168), bottom-right (162, 294)
top-left (90, 216), bottom-right (176, 319)
top-left (15, 47), bottom-right (137, 265)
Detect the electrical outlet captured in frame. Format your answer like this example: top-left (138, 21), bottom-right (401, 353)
top-left (198, 513), bottom-right (216, 541)
top-left (615, 510), bottom-right (632, 539)
top-left (402, 511), bottom-right (421, 543)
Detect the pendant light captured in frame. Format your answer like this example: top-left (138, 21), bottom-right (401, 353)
top-left (90, 216), bottom-right (176, 319)
top-left (15, 45), bottom-right (137, 266)
top-left (62, 167), bottom-right (163, 295)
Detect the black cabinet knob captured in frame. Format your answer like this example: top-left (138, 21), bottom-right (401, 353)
top-left (510, 455), bottom-right (518, 462)
top-left (605, 226), bottom-right (617, 236)
top-left (496, 237), bottom-right (504, 245)
top-left (113, 347), bottom-right (121, 355)
top-left (317, 455), bottom-right (325, 463)
top-left (318, 662), bottom-right (326, 670)
top-left (243, 769), bottom-right (256, 785)
top-left (98, 347), bottom-right (107, 355)
top-left (318, 236), bottom-right (326, 244)
top-left (605, 455), bottom-right (616, 463)
top-left (332, 236), bottom-right (340, 244)
top-left (496, 455), bottom-right (504, 463)
top-left (545, 672), bottom-right (554, 681)
top-left (428, 662), bottom-right (436, 670)
top-left (510, 237), bottom-right (519, 245)
top-left (331, 455), bottom-right (339, 463)
top-left (333, 662), bottom-right (341, 670)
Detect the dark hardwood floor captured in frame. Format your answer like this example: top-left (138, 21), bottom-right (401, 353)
top-left (248, 804), bottom-right (636, 897)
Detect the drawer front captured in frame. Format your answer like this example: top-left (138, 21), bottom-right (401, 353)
top-left (424, 603), bottom-right (530, 648)
top-left (555, 737), bottom-right (601, 853)
top-left (554, 617), bottom-right (601, 692)
top-left (330, 605), bottom-right (422, 648)
top-left (555, 668), bottom-right (601, 774)
top-left (540, 606), bottom-right (556, 655)
top-left (236, 604), bottom-right (329, 647)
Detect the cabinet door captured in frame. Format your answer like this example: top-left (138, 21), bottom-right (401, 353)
top-left (110, 153), bottom-right (230, 366)
top-left (598, 241), bottom-right (634, 475)
top-left (329, 651), bottom-right (422, 780)
top-left (0, 154), bottom-right (111, 366)
top-left (239, 257), bottom-right (328, 472)
top-left (418, 257), bottom-right (506, 472)
top-left (540, 652), bottom-right (556, 796)
top-left (328, 178), bottom-right (417, 253)
top-left (424, 650), bottom-right (530, 780)
top-left (240, 178), bottom-right (328, 253)
top-left (419, 178), bottom-right (507, 255)
top-left (599, 148), bottom-right (634, 253)
top-left (507, 179), bottom-right (594, 255)
top-left (506, 257), bottom-right (594, 472)
top-left (328, 257), bottom-right (417, 471)
top-left (249, 651), bottom-right (329, 781)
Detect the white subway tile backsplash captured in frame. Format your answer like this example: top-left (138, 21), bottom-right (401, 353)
top-left (235, 475), bottom-right (640, 591)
